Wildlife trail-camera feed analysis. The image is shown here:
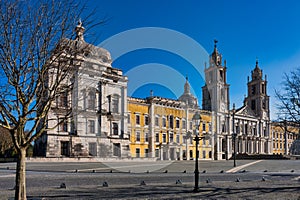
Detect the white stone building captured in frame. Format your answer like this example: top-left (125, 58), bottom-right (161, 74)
top-left (202, 41), bottom-right (271, 160)
top-left (35, 22), bottom-right (130, 158)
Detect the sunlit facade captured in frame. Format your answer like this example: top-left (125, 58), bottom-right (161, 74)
top-left (128, 95), bottom-right (214, 160)
top-left (271, 122), bottom-right (299, 155)
top-left (34, 22), bottom-right (300, 160)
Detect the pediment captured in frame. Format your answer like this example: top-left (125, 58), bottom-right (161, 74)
top-left (235, 105), bottom-right (256, 117)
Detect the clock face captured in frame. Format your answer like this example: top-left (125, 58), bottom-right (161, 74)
top-left (221, 103), bottom-right (225, 112)
top-left (263, 112), bottom-right (267, 119)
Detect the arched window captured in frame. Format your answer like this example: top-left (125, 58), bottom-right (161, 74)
top-left (87, 90), bottom-right (95, 110)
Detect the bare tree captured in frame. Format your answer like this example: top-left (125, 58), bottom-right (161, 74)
top-left (275, 67), bottom-right (300, 126)
top-left (0, 0), bottom-right (101, 199)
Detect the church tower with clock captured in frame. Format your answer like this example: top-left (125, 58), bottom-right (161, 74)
top-left (202, 40), bottom-right (230, 160)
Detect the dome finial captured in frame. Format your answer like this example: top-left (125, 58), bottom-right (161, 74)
top-left (184, 76), bottom-right (190, 94)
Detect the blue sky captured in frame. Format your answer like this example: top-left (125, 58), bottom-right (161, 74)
top-left (85, 0), bottom-right (300, 120)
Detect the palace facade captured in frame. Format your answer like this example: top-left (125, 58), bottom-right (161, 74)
top-left (34, 23), bottom-right (299, 160)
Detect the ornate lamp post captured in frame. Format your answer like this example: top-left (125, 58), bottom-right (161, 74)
top-left (192, 111), bottom-right (201, 192)
top-left (232, 103), bottom-right (237, 167)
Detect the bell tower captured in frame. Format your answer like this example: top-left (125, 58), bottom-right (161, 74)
top-left (202, 40), bottom-right (230, 113)
top-left (245, 60), bottom-right (270, 120)
top-left (202, 40), bottom-right (230, 160)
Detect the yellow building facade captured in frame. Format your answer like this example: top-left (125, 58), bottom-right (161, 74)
top-left (271, 122), bottom-right (299, 155)
top-left (128, 96), bottom-right (213, 160)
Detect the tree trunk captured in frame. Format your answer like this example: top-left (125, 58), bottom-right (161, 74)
top-left (15, 147), bottom-right (27, 200)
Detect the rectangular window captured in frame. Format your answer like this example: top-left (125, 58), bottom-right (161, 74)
top-left (189, 121), bottom-right (193, 130)
top-left (112, 122), bottom-right (118, 135)
top-left (136, 148), bottom-right (140, 158)
top-left (60, 119), bottom-right (68, 132)
top-left (162, 117), bottom-right (166, 127)
top-left (113, 143), bottom-right (121, 157)
top-left (169, 116), bottom-right (174, 128)
top-left (262, 84), bottom-right (265, 94)
top-left (87, 91), bottom-right (95, 110)
top-left (176, 134), bottom-right (180, 143)
top-left (222, 124), bottom-right (225, 132)
top-left (203, 150), bottom-right (206, 159)
top-left (145, 132), bottom-right (149, 142)
top-left (236, 125), bottom-right (240, 134)
top-left (189, 150), bottom-right (193, 159)
top-left (170, 133), bottom-right (174, 143)
top-left (88, 120), bottom-right (95, 133)
top-left (155, 133), bottom-right (159, 142)
top-left (145, 115), bottom-right (149, 126)
top-left (89, 142), bottom-right (97, 156)
top-left (262, 100), bottom-right (266, 109)
top-left (202, 123), bottom-right (206, 131)
top-left (209, 123), bottom-right (212, 132)
top-left (136, 131), bottom-right (140, 142)
top-left (163, 133), bottom-right (167, 143)
top-left (128, 114), bottom-right (130, 123)
top-left (70, 120), bottom-right (75, 135)
top-left (176, 119), bottom-right (180, 128)
top-left (251, 85), bottom-right (256, 95)
top-left (136, 115), bottom-right (140, 125)
top-left (112, 99), bottom-right (119, 113)
top-left (145, 149), bottom-right (149, 158)
top-left (155, 149), bottom-right (159, 157)
top-left (155, 116), bottom-right (159, 126)
top-left (61, 141), bottom-right (70, 156)
top-left (182, 120), bottom-right (186, 129)
top-left (251, 100), bottom-right (256, 110)
top-left (209, 151), bottom-right (212, 158)
top-left (60, 90), bottom-right (68, 107)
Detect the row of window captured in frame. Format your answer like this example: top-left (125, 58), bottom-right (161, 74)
top-left (232, 124), bottom-right (268, 137)
top-left (272, 142), bottom-right (292, 150)
top-left (272, 132), bottom-right (295, 140)
top-left (130, 114), bottom-right (211, 131)
top-left (56, 89), bottom-right (120, 113)
top-left (250, 83), bottom-right (266, 95)
top-left (250, 99), bottom-right (267, 110)
top-left (59, 119), bottom-right (119, 136)
top-left (131, 131), bottom-right (211, 145)
top-left (61, 142), bottom-right (122, 157)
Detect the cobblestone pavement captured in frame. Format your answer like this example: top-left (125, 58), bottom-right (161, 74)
top-left (0, 160), bottom-right (300, 199)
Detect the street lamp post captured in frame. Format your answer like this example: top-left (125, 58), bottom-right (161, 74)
top-left (232, 103), bottom-right (237, 167)
top-left (192, 112), bottom-right (201, 192)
